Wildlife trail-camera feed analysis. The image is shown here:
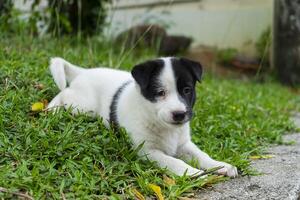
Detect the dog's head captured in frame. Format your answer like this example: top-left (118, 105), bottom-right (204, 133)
top-left (131, 57), bottom-right (202, 126)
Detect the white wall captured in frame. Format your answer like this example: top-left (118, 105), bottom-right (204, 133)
top-left (106, 0), bottom-right (273, 52)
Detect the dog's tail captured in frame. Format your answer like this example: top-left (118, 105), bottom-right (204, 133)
top-left (49, 57), bottom-right (84, 90)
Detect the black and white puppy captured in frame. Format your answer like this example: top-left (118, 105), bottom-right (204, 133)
top-left (48, 57), bottom-right (238, 177)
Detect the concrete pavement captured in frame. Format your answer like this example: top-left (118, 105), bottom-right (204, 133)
top-left (196, 115), bottom-right (300, 200)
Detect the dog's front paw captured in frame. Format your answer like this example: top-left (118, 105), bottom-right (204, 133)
top-left (216, 162), bottom-right (238, 178)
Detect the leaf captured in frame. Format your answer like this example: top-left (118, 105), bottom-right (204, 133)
top-left (163, 175), bottom-right (175, 186)
top-left (41, 99), bottom-right (48, 108)
top-left (148, 184), bottom-right (164, 200)
top-left (31, 102), bottom-right (45, 112)
top-left (132, 188), bottom-right (145, 200)
top-left (33, 83), bottom-right (44, 90)
top-left (249, 154), bottom-right (275, 160)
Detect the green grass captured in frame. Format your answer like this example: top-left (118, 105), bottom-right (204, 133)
top-left (0, 34), bottom-right (299, 199)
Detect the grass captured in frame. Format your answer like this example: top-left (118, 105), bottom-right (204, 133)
top-left (0, 34), bottom-right (299, 199)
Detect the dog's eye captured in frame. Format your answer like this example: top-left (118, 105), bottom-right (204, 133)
top-left (157, 90), bottom-right (166, 97)
top-left (183, 87), bottom-right (192, 95)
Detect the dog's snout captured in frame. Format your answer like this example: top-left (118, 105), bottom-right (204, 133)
top-left (172, 111), bottom-right (186, 122)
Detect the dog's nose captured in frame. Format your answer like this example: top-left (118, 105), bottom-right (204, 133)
top-left (172, 111), bottom-right (186, 122)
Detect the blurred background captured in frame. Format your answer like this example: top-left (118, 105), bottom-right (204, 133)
top-left (1, 0), bottom-right (300, 86)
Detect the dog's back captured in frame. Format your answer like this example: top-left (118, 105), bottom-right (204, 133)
top-left (48, 57), bottom-right (132, 122)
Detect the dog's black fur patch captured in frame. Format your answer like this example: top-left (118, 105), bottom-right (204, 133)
top-left (109, 81), bottom-right (132, 126)
top-left (131, 59), bottom-right (164, 102)
top-left (171, 57), bottom-right (203, 118)
top-left (132, 57), bottom-right (202, 112)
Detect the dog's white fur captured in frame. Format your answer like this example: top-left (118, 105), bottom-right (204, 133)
top-left (48, 57), bottom-right (238, 177)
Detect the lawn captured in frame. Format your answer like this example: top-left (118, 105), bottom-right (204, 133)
top-left (0, 34), bottom-right (299, 199)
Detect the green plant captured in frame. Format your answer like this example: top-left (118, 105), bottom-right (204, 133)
top-left (41, 0), bottom-right (112, 36)
top-left (0, 0), bottom-right (111, 36)
top-left (216, 48), bottom-right (238, 65)
top-left (254, 27), bottom-right (272, 78)
top-left (256, 27), bottom-right (271, 62)
top-left (0, 0), bottom-right (14, 32)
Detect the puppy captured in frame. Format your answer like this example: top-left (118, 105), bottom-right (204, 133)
top-left (48, 57), bottom-right (238, 177)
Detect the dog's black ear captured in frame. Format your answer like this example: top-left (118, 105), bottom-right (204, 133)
top-left (179, 58), bottom-right (203, 82)
top-left (131, 60), bottom-right (162, 89)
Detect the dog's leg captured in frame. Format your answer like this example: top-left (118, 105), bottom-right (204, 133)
top-left (48, 88), bottom-right (98, 117)
top-left (144, 149), bottom-right (204, 176)
top-left (47, 92), bottom-right (63, 113)
top-left (177, 141), bottom-right (238, 177)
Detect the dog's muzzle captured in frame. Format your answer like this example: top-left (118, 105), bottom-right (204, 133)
top-left (170, 110), bottom-right (192, 125)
